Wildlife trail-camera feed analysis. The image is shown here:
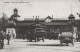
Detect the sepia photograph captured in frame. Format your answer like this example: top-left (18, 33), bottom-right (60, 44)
top-left (0, 0), bottom-right (80, 52)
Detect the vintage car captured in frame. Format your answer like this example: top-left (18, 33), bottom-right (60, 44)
top-left (27, 31), bottom-right (36, 42)
top-left (59, 32), bottom-right (74, 46)
top-left (27, 28), bottom-right (46, 42)
top-left (35, 28), bottom-right (46, 42)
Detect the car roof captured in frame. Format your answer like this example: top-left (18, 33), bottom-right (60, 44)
top-left (61, 32), bottom-right (73, 37)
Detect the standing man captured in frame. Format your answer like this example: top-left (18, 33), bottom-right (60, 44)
top-left (0, 30), bottom-right (4, 49)
top-left (7, 32), bottom-right (11, 45)
top-left (13, 33), bottom-right (15, 39)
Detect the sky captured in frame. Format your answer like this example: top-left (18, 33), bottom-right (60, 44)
top-left (0, 0), bottom-right (80, 20)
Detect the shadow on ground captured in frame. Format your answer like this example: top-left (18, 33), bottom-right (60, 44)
top-left (14, 41), bottom-right (28, 42)
top-left (14, 40), bottom-right (37, 42)
top-left (27, 44), bottom-right (68, 46)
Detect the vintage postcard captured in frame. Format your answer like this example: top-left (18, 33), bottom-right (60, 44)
top-left (0, 0), bottom-right (80, 52)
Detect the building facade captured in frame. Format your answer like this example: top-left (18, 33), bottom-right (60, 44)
top-left (5, 8), bottom-right (80, 39)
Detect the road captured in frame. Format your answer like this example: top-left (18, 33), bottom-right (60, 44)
top-left (0, 39), bottom-right (80, 52)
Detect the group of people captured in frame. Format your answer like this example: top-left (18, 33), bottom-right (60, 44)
top-left (47, 29), bottom-right (61, 40)
top-left (76, 32), bottom-right (80, 42)
top-left (0, 30), bottom-right (11, 49)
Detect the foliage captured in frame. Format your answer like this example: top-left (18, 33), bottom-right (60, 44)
top-left (0, 13), bottom-right (8, 31)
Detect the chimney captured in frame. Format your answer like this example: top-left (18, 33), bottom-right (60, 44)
top-left (36, 16), bottom-right (37, 18)
top-left (33, 16), bottom-right (34, 18)
top-left (38, 16), bottom-right (39, 20)
top-left (38, 16), bottom-right (39, 18)
top-left (52, 15), bottom-right (53, 18)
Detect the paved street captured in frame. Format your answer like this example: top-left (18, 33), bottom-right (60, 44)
top-left (0, 39), bottom-right (80, 52)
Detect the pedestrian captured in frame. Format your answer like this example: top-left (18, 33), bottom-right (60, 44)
top-left (76, 33), bottom-right (78, 42)
top-left (0, 30), bottom-right (4, 49)
top-left (13, 33), bottom-right (15, 39)
top-left (58, 33), bottom-right (61, 40)
top-left (7, 32), bottom-right (11, 45)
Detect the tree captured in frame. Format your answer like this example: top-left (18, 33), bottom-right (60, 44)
top-left (1, 13), bottom-right (8, 31)
top-left (77, 13), bottom-right (80, 17)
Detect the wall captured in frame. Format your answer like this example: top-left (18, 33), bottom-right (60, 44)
top-left (6, 28), bottom-right (16, 39)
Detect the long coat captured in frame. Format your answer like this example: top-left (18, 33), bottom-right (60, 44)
top-left (0, 32), bottom-right (4, 49)
top-left (0, 32), bottom-right (4, 41)
top-left (7, 34), bottom-right (11, 40)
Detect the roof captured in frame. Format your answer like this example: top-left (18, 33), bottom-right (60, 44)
top-left (68, 14), bottom-right (75, 18)
top-left (10, 14), bottom-right (20, 18)
top-left (6, 18), bottom-right (80, 27)
top-left (5, 22), bottom-right (16, 27)
top-left (45, 16), bottom-right (53, 19)
top-left (16, 20), bottom-right (44, 23)
top-left (24, 18), bottom-right (44, 22)
top-left (43, 22), bottom-right (70, 26)
top-left (69, 14), bottom-right (74, 17)
top-left (52, 20), bottom-right (68, 22)
top-left (17, 23), bottom-right (34, 26)
top-left (14, 8), bottom-right (18, 12)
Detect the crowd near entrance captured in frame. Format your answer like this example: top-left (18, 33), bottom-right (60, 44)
top-left (16, 26), bottom-right (34, 39)
top-left (15, 26), bottom-right (61, 40)
top-left (46, 29), bottom-right (60, 40)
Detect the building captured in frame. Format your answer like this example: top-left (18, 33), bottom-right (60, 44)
top-left (5, 8), bottom-right (80, 39)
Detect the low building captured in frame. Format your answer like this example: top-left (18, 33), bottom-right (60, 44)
top-left (5, 8), bottom-right (80, 39)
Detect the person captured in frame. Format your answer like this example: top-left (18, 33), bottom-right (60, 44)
top-left (7, 32), bottom-right (11, 45)
top-left (58, 33), bottom-right (61, 40)
top-left (0, 30), bottom-right (4, 49)
top-left (13, 33), bottom-right (15, 39)
top-left (76, 33), bottom-right (78, 42)
top-left (76, 31), bottom-right (79, 42)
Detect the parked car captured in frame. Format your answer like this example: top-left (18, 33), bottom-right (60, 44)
top-left (27, 31), bottom-right (36, 42)
top-left (59, 32), bottom-right (74, 46)
top-left (35, 28), bottom-right (46, 42)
